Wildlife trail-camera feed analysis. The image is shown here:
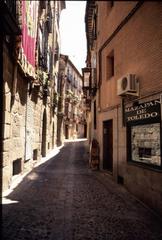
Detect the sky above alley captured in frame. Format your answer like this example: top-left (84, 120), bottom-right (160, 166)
top-left (60, 1), bottom-right (87, 73)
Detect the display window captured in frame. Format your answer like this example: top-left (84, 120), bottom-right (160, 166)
top-left (129, 123), bottom-right (161, 167)
top-left (126, 99), bottom-right (162, 170)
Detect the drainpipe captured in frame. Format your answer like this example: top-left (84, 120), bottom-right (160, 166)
top-left (24, 81), bottom-right (29, 163)
top-left (116, 104), bottom-right (119, 182)
top-left (0, 36), bottom-right (3, 173)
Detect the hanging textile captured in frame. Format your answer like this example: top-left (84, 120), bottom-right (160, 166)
top-left (19, 1), bottom-right (39, 78)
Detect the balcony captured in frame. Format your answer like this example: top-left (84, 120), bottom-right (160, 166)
top-left (0, 0), bottom-right (21, 34)
top-left (65, 89), bottom-right (73, 102)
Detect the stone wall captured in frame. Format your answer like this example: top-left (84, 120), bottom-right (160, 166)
top-left (2, 43), bottom-right (43, 191)
top-left (2, 43), bottom-right (13, 190)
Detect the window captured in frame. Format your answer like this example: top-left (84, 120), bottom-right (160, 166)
top-left (110, 1), bottom-right (114, 8)
top-left (128, 123), bottom-right (162, 169)
top-left (126, 99), bottom-right (162, 170)
top-left (33, 149), bottom-right (38, 160)
top-left (131, 123), bottom-right (161, 166)
top-left (107, 1), bottom-right (114, 15)
top-left (107, 51), bottom-right (114, 79)
top-left (13, 158), bottom-right (21, 176)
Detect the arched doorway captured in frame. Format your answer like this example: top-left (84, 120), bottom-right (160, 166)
top-left (41, 109), bottom-right (47, 157)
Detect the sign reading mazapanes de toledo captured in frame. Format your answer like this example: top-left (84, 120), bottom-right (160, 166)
top-left (125, 99), bottom-right (161, 125)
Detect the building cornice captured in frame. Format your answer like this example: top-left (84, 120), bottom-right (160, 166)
top-left (85, 1), bottom-right (96, 64)
top-left (60, 54), bottom-right (82, 79)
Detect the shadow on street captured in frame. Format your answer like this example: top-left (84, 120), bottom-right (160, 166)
top-left (2, 140), bottom-right (162, 240)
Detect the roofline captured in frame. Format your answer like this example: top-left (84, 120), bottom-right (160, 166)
top-left (60, 54), bottom-right (83, 79)
top-left (85, 1), bottom-right (96, 65)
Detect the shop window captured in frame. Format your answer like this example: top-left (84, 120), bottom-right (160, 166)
top-left (139, 147), bottom-right (151, 160)
top-left (106, 51), bottom-right (114, 79)
top-left (128, 123), bottom-right (162, 168)
top-left (126, 99), bottom-right (161, 169)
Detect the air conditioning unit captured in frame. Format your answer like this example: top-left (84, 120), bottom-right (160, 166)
top-left (117, 74), bottom-right (139, 96)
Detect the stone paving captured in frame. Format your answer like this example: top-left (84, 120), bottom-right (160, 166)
top-left (2, 140), bottom-right (162, 240)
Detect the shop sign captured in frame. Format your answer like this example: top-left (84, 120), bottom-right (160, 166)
top-left (125, 99), bottom-right (161, 125)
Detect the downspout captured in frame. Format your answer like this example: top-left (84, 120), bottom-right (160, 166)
top-left (98, 1), bottom-right (144, 111)
top-left (0, 36), bottom-right (3, 173)
top-left (116, 104), bottom-right (119, 182)
top-left (24, 82), bottom-right (29, 162)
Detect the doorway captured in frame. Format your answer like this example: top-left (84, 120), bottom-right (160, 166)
top-left (103, 120), bottom-right (113, 172)
top-left (65, 124), bottom-right (69, 139)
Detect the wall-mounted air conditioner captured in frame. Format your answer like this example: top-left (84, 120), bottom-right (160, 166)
top-left (117, 74), bottom-right (139, 96)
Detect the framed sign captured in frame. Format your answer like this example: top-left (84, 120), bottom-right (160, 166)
top-left (125, 99), bottom-right (161, 125)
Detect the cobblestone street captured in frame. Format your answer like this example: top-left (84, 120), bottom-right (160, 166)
top-left (2, 140), bottom-right (162, 240)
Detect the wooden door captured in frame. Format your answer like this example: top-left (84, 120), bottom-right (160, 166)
top-left (103, 120), bottom-right (113, 171)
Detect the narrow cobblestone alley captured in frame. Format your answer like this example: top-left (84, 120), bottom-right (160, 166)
top-left (2, 140), bottom-right (162, 240)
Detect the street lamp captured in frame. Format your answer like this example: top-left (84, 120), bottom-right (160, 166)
top-left (82, 67), bottom-right (98, 97)
top-left (82, 67), bottom-right (92, 111)
top-left (82, 67), bottom-right (91, 89)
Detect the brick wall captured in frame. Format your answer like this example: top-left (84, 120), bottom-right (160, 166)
top-left (96, 1), bottom-right (162, 215)
top-left (98, 2), bottom-right (162, 109)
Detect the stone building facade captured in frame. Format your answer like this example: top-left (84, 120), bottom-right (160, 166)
top-left (85, 1), bottom-right (162, 215)
top-left (57, 54), bottom-right (86, 145)
top-left (1, 0), bottom-right (65, 192)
